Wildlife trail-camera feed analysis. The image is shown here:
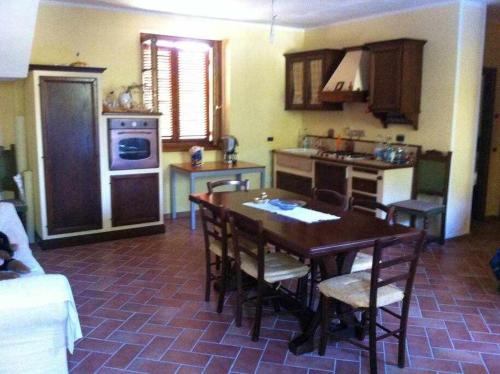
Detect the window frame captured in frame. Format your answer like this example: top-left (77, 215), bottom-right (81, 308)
top-left (141, 33), bottom-right (223, 152)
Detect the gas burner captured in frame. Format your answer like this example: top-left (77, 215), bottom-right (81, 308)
top-left (318, 151), bottom-right (372, 160)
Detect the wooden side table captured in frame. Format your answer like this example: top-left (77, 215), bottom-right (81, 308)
top-left (170, 161), bottom-right (266, 229)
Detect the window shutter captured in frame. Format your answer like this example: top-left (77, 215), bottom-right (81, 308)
top-left (178, 49), bottom-right (209, 140)
top-left (141, 40), bottom-right (154, 111)
top-left (157, 47), bottom-right (174, 140)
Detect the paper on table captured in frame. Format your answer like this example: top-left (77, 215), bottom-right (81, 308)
top-left (243, 202), bottom-right (340, 223)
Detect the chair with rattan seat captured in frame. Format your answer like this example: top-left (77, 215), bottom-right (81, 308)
top-left (207, 179), bottom-right (250, 194)
top-left (391, 150), bottom-right (452, 245)
top-left (199, 202), bottom-right (233, 313)
top-left (349, 199), bottom-right (396, 273)
top-left (318, 231), bottom-right (426, 374)
top-left (308, 188), bottom-right (351, 307)
top-left (312, 187), bottom-right (351, 211)
top-left (228, 210), bottom-right (309, 341)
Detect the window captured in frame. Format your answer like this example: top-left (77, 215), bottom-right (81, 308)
top-left (141, 34), bottom-right (222, 151)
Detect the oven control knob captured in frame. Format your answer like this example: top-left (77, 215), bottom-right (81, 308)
top-left (120, 122), bottom-right (125, 126)
top-left (143, 122), bottom-right (148, 127)
top-left (131, 121), bottom-right (137, 127)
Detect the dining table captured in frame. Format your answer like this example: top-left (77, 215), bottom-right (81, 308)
top-left (189, 188), bottom-right (419, 355)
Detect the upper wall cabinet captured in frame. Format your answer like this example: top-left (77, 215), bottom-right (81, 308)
top-left (284, 49), bottom-right (344, 111)
top-left (366, 38), bottom-right (426, 129)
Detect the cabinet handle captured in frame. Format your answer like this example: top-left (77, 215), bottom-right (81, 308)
top-left (377, 176), bottom-right (383, 181)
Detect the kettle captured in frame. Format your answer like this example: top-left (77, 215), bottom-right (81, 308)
top-left (220, 135), bottom-right (239, 164)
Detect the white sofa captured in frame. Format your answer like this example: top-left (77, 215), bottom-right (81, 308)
top-left (0, 202), bottom-right (82, 374)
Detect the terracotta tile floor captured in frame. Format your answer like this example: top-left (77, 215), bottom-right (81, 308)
top-left (33, 218), bottom-right (500, 374)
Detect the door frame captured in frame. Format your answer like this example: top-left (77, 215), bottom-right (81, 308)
top-left (472, 67), bottom-right (497, 220)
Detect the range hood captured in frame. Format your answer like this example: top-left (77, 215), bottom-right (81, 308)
top-left (0, 0), bottom-right (40, 80)
top-left (319, 48), bottom-right (369, 103)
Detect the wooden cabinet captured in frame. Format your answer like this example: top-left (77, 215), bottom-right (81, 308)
top-left (39, 76), bottom-right (102, 235)
top-left (366, 39), bottom-right (426, 129)
top-left (285, 49), bottom-right (344, 110)
top-left (276, 171), bottom-right (312, 197)
top-left (314, 161), bottom-right (347, 195)
top-left (111, 173), bottom-right (159, 226)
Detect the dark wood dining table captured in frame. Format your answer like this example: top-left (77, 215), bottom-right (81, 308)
top-left (189, 188), bottom-right (419, 354)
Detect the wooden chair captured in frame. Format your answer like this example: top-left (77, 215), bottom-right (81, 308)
top-left (228, 210), bottom-right (309, 341)
top-left (199, 202), bottom-right (231, 313)
top-left (207, 179), bottom-right (249, 193)
top-left (349, 199), bottom-right (396, 273)
top-left (308, 188), bottom-right (351, 306)
top-left (318, 231), bottom-right (426, 374)
top-left (391, 150), bottom-right (452, 245)
top-left (312, 188), bottom-right (350, 211)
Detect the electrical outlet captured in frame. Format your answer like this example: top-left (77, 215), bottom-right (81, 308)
top-left (396, 134), bottom-right (405, 142)
top-left (267, 137), bottom-right (274, 142)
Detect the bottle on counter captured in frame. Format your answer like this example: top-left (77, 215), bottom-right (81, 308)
top-left (373, 135), bottom-right (385, 160)
top-left (384, 137), bottom-right (395, 163)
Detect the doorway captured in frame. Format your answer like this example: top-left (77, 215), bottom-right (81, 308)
top-left (472, 67), bottom-right (497, 221)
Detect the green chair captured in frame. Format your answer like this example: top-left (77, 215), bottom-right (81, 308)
top-left (391, 150), bottom-right (452, 245)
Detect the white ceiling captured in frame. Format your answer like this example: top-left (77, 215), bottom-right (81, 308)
top-left (46, 0), bottom-right (499, 28)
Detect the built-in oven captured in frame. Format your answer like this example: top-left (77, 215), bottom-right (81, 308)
top-left (108, 118), bottom-right (159, 170)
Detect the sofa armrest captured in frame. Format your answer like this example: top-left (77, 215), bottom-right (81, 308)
top-left (0, 274), bottom-right (83, 352)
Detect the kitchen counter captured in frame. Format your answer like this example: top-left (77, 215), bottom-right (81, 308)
top-left (274, 148), bottom-right (414, 170)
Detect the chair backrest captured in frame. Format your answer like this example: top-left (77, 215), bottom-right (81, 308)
top-left (228, 210), bottom-right (266, 281)
top-left (312, 188), bottom-right (350, 211)
top-left (369, 231), bottom-right (426, 309)
top-left (414, 150), bottom-right (452, 203)
top-left (351, 198), bottom-right (395, 224)
top-left (199, 201), bottom-right (229, 256)
top-left (207, 179), bottom-right (250, 194)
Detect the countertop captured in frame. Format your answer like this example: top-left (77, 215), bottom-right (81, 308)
top-left (273, 148), bottom-right (414, 170)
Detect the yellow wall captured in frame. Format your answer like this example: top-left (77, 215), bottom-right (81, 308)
top-left (301, 2), bottom-right (486, 237)
top-left (16, 3), bottom-right (304, 213)
top-left (448, 1), bottom-right (486, 236)
top-left (484, 8), bottom-right (500, 217)
top-left (0, 81), bottom-right (24, 147)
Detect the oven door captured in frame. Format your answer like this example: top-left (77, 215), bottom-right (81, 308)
top-left (109, 129), bottom-right (159, 170)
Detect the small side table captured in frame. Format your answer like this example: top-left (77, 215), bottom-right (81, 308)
top-left (0, 199), bottom-right (27, 228)
top-left (170, 161), bottom-right (266, 230)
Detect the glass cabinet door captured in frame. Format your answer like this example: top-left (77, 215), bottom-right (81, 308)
top-left (307, 58), bottom-right (323, 106)
top-left (290, 61), bottom-right (305, 106)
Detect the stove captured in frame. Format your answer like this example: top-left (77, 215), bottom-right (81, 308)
top-left (317, 151), bottom-right (373, 160)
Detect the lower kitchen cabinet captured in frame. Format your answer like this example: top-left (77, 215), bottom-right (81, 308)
top-left (314, 161), bottom-right (347, 194)
top-left (276, 171), bottom-right (313, 197)
top-left (111, 173), bottom-right (160, 226)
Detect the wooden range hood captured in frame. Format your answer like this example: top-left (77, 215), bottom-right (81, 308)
top-left (319, 47), bottom-right (369, 103)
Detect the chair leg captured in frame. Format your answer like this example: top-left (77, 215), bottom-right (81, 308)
top-left (215, 255), bottom-right (221, 271)
top-left (309, 260), bottom-right (316, 308)
top-left (235, 263), bottom-right (243, 327)
top-left (439, 211), bottom-right (446, 245)
top-left (318, 295), bottom-right (329, 356)
top-left (205, 251), bottom-right (211, 302)
top-left (368, 306), bottom-right (378, 374)
top-left (398, 296), bottom-right (411, 368)
top-left (252, 281), bottom-right (264, 342)
top-left (217, 258), bottom-right (228, 313)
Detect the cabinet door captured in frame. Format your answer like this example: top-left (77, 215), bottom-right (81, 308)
top-left (40, 76), bottom-right (102, 235)
top-left (111, 173), bottom-right (159, 226)
top-left (306, 58), bottom-right (324, 108)
top-left (276, 171), bottom-right (312, 197)
top-left (314, 162), bottom-right (347, 195)
top-left (286, 59), bottom-right (305, 109)
top-left (369, 45), bottom-right (402, 111)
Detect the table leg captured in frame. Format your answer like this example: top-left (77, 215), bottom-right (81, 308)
top-left (190, 175), bottom-right (196, 230)
top-left (170, 168), bottom-right (177, 220)
top-left (260, 169), bottom-right (265, 189)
